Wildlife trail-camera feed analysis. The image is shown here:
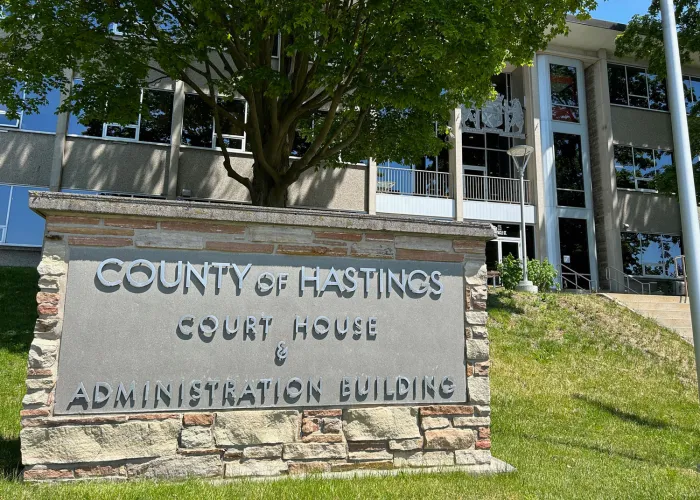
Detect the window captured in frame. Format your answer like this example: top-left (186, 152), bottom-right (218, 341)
top-left (69, 85), bottom-right (173, 144)
top-left (614, 145), bottom-right (672, 191)
top-left (0, 184), bottom-right (48, 247)
top-left (607, 64), bottom-right (668, 111)
top-left (181, 93), bottom-right (247, 151)
top-left (550, 64), bottom-right (579, 122)
top-left (0, 86), bottom-right (62, 132)
top-left (621, 232), bottom-right (682, 278)
top-left (553, 133), bottom-right (585, 207)
top-left (684, 75), bottom-right (700, 114)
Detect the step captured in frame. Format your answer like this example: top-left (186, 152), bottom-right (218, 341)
top-left (638, 310), bottom-right (691, 321)
top-left (657, 318), bottom-right (693, 329)
top-left (606, 293), bottom-right (689, 304)
top-left (621, 303), bottom-right (690, 313)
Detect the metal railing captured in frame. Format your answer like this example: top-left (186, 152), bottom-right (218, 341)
top-left (463, 174), bottom-right (531, 205)
top-left (559, 263), bottom-right (597, 292)
top-left (377, 167), bottom-right (451, 198)
top-left (675, 255), bottom-right (688, 301)
top-left (605, 266), bottom-right (655, 294)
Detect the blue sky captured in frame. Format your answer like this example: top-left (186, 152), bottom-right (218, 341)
top-left (590, 1), bottom-right (651, 24)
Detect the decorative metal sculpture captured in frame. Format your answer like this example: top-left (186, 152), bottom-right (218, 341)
top-left (462, 94), bottom-right (526, 139)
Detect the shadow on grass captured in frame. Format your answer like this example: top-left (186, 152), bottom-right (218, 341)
top-left (0, 267), bottom-right (38, 355)
top-left (0, 438), bottom-right (21, 481)
top-left (487, 291), bottom-right (526, 315)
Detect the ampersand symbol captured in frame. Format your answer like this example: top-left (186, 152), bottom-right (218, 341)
top-left (275, 341), bottom-right (288, 364)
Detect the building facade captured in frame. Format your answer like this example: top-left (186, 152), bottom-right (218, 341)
top-left (0, 17), bottom-right (696, 294)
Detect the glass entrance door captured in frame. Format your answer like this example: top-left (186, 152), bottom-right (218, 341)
top-left (558, 218), bottom-right (591, 290)
top-left (486, 238), bottom-right (522, 286)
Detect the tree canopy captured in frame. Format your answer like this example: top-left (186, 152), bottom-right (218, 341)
top-left (616, 0), bottom-right (700, 200)
top-left (0, 0), bottom-right (594, 206)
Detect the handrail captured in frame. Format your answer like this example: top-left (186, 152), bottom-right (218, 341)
top-left (605, 266), bottom-right (654, 294)
top-left (377, 166), bottom-right (451, 198)
top-left (559, 263), bottom-right (597, 292)
top-left (463, 174), bottom-right (532, 205)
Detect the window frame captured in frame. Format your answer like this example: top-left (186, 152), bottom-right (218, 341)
top-left (180, 91), bottom-right (249, 153)
top-left (614, 145), bottom-right (672, 193)
top-left (621, 231), bottom-right (683, 279)
top-left (549, 63), bottom-right (580, 123)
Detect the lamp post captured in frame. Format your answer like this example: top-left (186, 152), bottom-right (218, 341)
top-left (507, 145), bottom-right (537, 293)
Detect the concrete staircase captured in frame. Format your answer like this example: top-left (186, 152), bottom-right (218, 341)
top-left (604, 293), bottom-right (693, 345)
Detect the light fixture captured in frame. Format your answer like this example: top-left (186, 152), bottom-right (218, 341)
top-left (507, 145), bottom-right (537, 293)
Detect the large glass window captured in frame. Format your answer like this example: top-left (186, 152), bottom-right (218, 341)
top-left (621, 232), bottom-right (682, 278)
top-left (0, 86), bottom-right (62, 132)
top-left (684, 75), bottom-right (700, 114)
top-left (550, 64), bottom-right (580, 123)
top-left (607, 64), bottom-right (669, 111)
top-left (182, 93), bottom-right (247, 151)
top-left (614, 145), bottom-right (672, 191)
top-left (0, 184), bottom-right (48, 247)
top-left (69, 83), bottom-right (173, 144)
top-left (553, 133), bottom-right (585, 207)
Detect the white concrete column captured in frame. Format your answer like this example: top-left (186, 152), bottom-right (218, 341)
top-left (49, 69), bottom-right (73, 192)
top-left (450, 107), bottom-right (464, 221)
top-left (167, 80), bottom-right (185, 199)
top-left (368, 158), bottom-right (377, 215)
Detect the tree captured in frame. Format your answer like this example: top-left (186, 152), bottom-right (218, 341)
top-left (616, 0), bottom-right (700, 200)
top-left (0, 0), bottom-right (595, 206)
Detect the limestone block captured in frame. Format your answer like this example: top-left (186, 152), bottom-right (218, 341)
top-left (282, 443), bottom-right (347, 460)
top-left (350, 242), bottom-right (395, 259)
top-left (420, 417), bottom-right (450, 430)
top-left (393, 451), bottom-right (454, 468)
top-left (214, 410), bottom-right (300, 446)
top-left (323, 418), bottom-right (342, 433)
top-left (134, 232), bottom-right (203, 250)
top-left (25, 378), bottom-right (55, 391)
top-left (242, 445), bottom-right (283, 459)
top-left (348, 450), bottom-right (393, 461)
top-left (37, 258), bottom-right (67, 277)
top-left (388, 438), bottom-right (424, 451)
top-left (475, 406), bottom-right (491, 417)
top-left (466, 339), bottom-right (490, 361)
top-left (465, 311), bottom-right (488, 326)
top-left (180, 426), bottom-right (215, 449)
top-left (452, 417), bottom-right (491, 427)
top-left (395, 236), bottom-right (453, 252)
top-left (464, 262), bottom-right (487, 286)
top-left (21, 420), bottom-right (180, 465)
top-left (225, 459), bottom-right (288, 477)
top-left (424, 429), bottom-right (476, 450)
top-left (250, 226), bottom-right (313, 244)
top-left (22, 390), bottom-right (50, 406)
top-left (455, 449), bottom-right (492, 465)
top-left (127, 455), bottom-right (222, 479)
top-left (27, 339), bottom-right (59, 369)
top-left (343, 407), bottom-right (420, 441)
top-left (468, 377), bottom-right (491, 405)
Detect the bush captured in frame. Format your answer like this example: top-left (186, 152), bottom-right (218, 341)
top-left (497, 254), bottom-right (523, 290)
top-left (527, 258), bottom-right (559, 292)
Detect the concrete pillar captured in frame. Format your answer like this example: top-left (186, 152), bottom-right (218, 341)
top-left (368, 158), bottom-right (377, 215)
top-left (49, 69), bottom-right (73, 192)
top-left (167, 80), bottom-right (185, 199)
top-left (450, 107), bottom-right (464, 221)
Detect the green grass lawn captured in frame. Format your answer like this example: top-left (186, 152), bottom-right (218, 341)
top-left (0, 267), bottom-right (698, 498)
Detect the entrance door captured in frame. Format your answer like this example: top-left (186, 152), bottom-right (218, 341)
top-left (558, 218), bottom-right (591, 289)
top-left (485, 238), bottom-right (522, 286)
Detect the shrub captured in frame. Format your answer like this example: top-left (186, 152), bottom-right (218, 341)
top-left (528, 258), bottom-right (559, 292)
top-left (497, 254), bottom-right (523, 290)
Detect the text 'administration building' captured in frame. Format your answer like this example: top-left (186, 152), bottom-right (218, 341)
top-left (0, 16), bottom-right (696, 294)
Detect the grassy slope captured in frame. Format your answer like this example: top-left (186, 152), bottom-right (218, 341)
top-left (0, 268), bottom-right (698, 498)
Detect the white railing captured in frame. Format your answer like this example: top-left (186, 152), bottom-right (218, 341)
top-left (377, 167), bottom-right (451, 198)
top-left (463, 174), bottom-right (531, 205)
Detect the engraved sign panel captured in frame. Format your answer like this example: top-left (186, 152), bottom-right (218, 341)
top-left (55, 248), bottom-right (467, 414)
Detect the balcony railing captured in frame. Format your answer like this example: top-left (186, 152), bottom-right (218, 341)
top-left (464, 174), bottom-right (531, 205)
top-left (377, 166), bottom-right (451, 198)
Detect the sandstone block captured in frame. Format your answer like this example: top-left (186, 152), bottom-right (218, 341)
top-left (127, 455), bottom-right (222, 479)
top-left (161, 221), bottom-right (244, 234)
top-left (301, 434), bottom-right (344, 444)
top-left (250, 226), bottom-right (314, 243)
top-left (350, 242), bottom-right (394, 259)
top-left (452, 417), bottom-right (491, 427)
top-left (38, 276), bottom-right (61, 292)
top-left (395, 236), bottom-right (453, 252)
top-left (47, 215), bottom-right (100, 225)
top-left (104, 217), bottom-right (157, 229)
top-left (323, 418), bottom-right (342, 434)
top-left (468, 377), bottom-right (491, 404)
top-left (475, 405), bottom-right (491, 417)
top-left (225, 459), bottom-right (288, 477)
top-left (21, 390), bottom-right (49, 407)
top-left (183, 413), bottom-right (214, 426)
top-left (464, 262), bottom-right (487, 286)
top-left (206, 241), bottom-right (274, 253)
top-left (348, 450), bottom-right (393, 461)
top-left (27, 339), bottom-right (58, 369)
top-left (466, 339), bottom-right (490, 361)
top-left (455, 449), bottom-right (491, 465)
top-left (420, 405), bottom-right (474, 416)
top-left (21, 420), bottom-right (180, 465)
top-left (343, 407), bottom-right (420, 441)
top-left (424, 429), bottom-right (475, 450)
top-left (465, 311), bottom-right (488, 326)
top-left (288, 461), bottom-right (331, 475)
top-left (277, 244), bottom-right (347, 257)
top-left (365, 232), bottom-right (394, 242)
top-left (243, 445), bottom-right (283, 459)
top-left (478, 427), bottom-right (491, 439)
top-left (314, 231), bottom-right (363, 242)
top-left (213, 410), bottom-right (299, 446)
top-left (396, 249), bottom-right (464, 263)
top-left (74, 465), bottom-right (126, 478)
top-left (303, 409), bottom-right (342, 418)
top-left (388, 438), bottom-right (424, 451)
top-left (420, 416), bottom-right (450, 430)
top-left (37, 258), bottom-right (67, 277)
top-left (331, 460), bottom-right (394, 472)
top-left (180, 426), bottom-right (215, 449)
top-left (283, 442), bottom-right (347, 460)
top-left (24, 467), bottom-right (74, 481)
top-left (393, 451), bottom-right (454, 468)
top-left (476, 439), bottom-right (491, 450)
top-left (475, 361), bottom-right (490, 376)
top-left (25, 378), bottom-right (55, 391)
top-left (135, 232), bottom-right (203, 250)
top-left (67, 236), bottom-right (133, 247)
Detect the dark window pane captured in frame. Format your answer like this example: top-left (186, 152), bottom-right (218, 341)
top-left (627, 67), bottom-right (648, 98)
top-left (463, 147), bottom-right (486, 168)
top-left (182, 94), bottom-right (213, 148)
top-left (21, 88), bottom-right (61, 132)
top-left (690, 77), bottom-right (700, 111)
top-left (487, 150), bottom-right (511, 178)
top-left (552, 105), bottom-right (580, 123)
top-left (554, 132), bottom-right (584, 192)
top-left (629, 95), bottom-right (649, 108)
top-left (557, 189), bottom-right (586, 208)
top-left (217, 98), bottom-right (245, 138)
top-left (655, 150), bottom-right (673, 176)
top-left (462, 133), bottom-right (485, 149)
top-left (684, 77), bottom-right (694, 113)
top-left (550, 64), bottom-right (578, 107)
top-left (68, 113), bottom-right (103, 137)
top-left (105, 125), bottom-right (136, 139)
top-left (139, 89), bottom-right (173, 144)
top-left (621, 232), bottom-right (643, 275)
top-left (491, 73), bottom-right (508, 99)
top-left (648, 74), bottom-right (668, 111)
top-left (486, 133), bottom-right (509, 150)
top-left (634, 148), bottom-right (655, 180)
top-left (558, 218), bottom-right (591, 275)
top-left (223, 137), bottom-right (243, 149)
top-left (608, 64), bottom-right (629, 105)
top-left (614, 145), bottom-right (635, 189)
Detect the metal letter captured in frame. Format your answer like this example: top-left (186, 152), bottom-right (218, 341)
top-left (321, 267), bottom-right (345, 293)
top-left (126, 259), bottom-right (156, 288)
top-left (177, 315), bottom-right (195, 339)
top-left (70, 382), bottom-right (90, 404)
top-left (224, 315), bottom-right (240, 339)
top-left (341, 377), bottom-right (352, 398)
top-left (155, 381), bottom-right (172, 404)
top-left (211, 262), bottom-right (229, 291)
top-left (440, 376), bottom-right (455, 396)
top-left (359, 268), bottom-right (376, 296)
top-left (256, 272), bottom-right (275, 293)
top-left (115, 381), bottom-right (135, 407)
top-left (294, 316), bottom-right (308, 340)
top-left (397, 376), bottom-right (410, 397)
top-left (430, 271), bottom-right (444, 297)
top-left (93, 382), bottom-right (112, 405)
top-left (344, 267), bottom-right (358, 293)
top-left (387, 269), bottom-right (406, 296)
top-left (185, 262), bottom-right (209, 290)
top-left (205, 379), bottom-right (219, 405)
top-left (244, 316), bottom-right (257, 340)
top-left (408, 270), bottom-right (430, 295)
top-left (356, 376), bottom-right (370, 397)
top-left (313, 316), bottom-right (330, 338)
top-left (231, 263), bottom-right (252, 291)
top-left (190, 380), bottom-right (202, 402)
top-left (159, 260), bottom-right (183, 288)
top-left (260, 315), bottom-right (273, 338)
top-left (96, 258), bottom-right (123, 287)
top-left (308, 379), bottom-right (322, 403)
top-left (285, 378), bottom-right (303, 400)
top-left (367, 317), bottom-right (378, 339)
top-left (335, 317), bottom-right (349, 338)
top-left (199, 315), bottom-right (218, 340)
top-left (277, 273), bottom-right (288, 293)
top-left (300, 266), bottom-right (320, 295)
top-left (353, 317), bottom-right (362, 338)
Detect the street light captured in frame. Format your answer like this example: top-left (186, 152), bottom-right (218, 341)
top-left (507, 145), bottom-right (537, 293)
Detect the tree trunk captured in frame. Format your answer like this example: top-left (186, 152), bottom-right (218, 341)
top-left (250, 162), bottom-right (288, 207)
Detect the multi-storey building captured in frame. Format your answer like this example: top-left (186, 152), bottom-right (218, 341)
top-left (0, 16), bottom-right (696, 295)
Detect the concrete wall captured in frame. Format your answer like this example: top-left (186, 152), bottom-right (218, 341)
top-left (0, 130), bottom-right (54, 187)
top-left (610, 106), bottom-right (674, 150)
top-left (617, 191), bottom-right (682, 234)
top-left (288, 165), bottom-right (367, 212)
top-left (177, 148), bottom-right (252, 202)
top-left (62, 137), bottom-right (168, 195)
